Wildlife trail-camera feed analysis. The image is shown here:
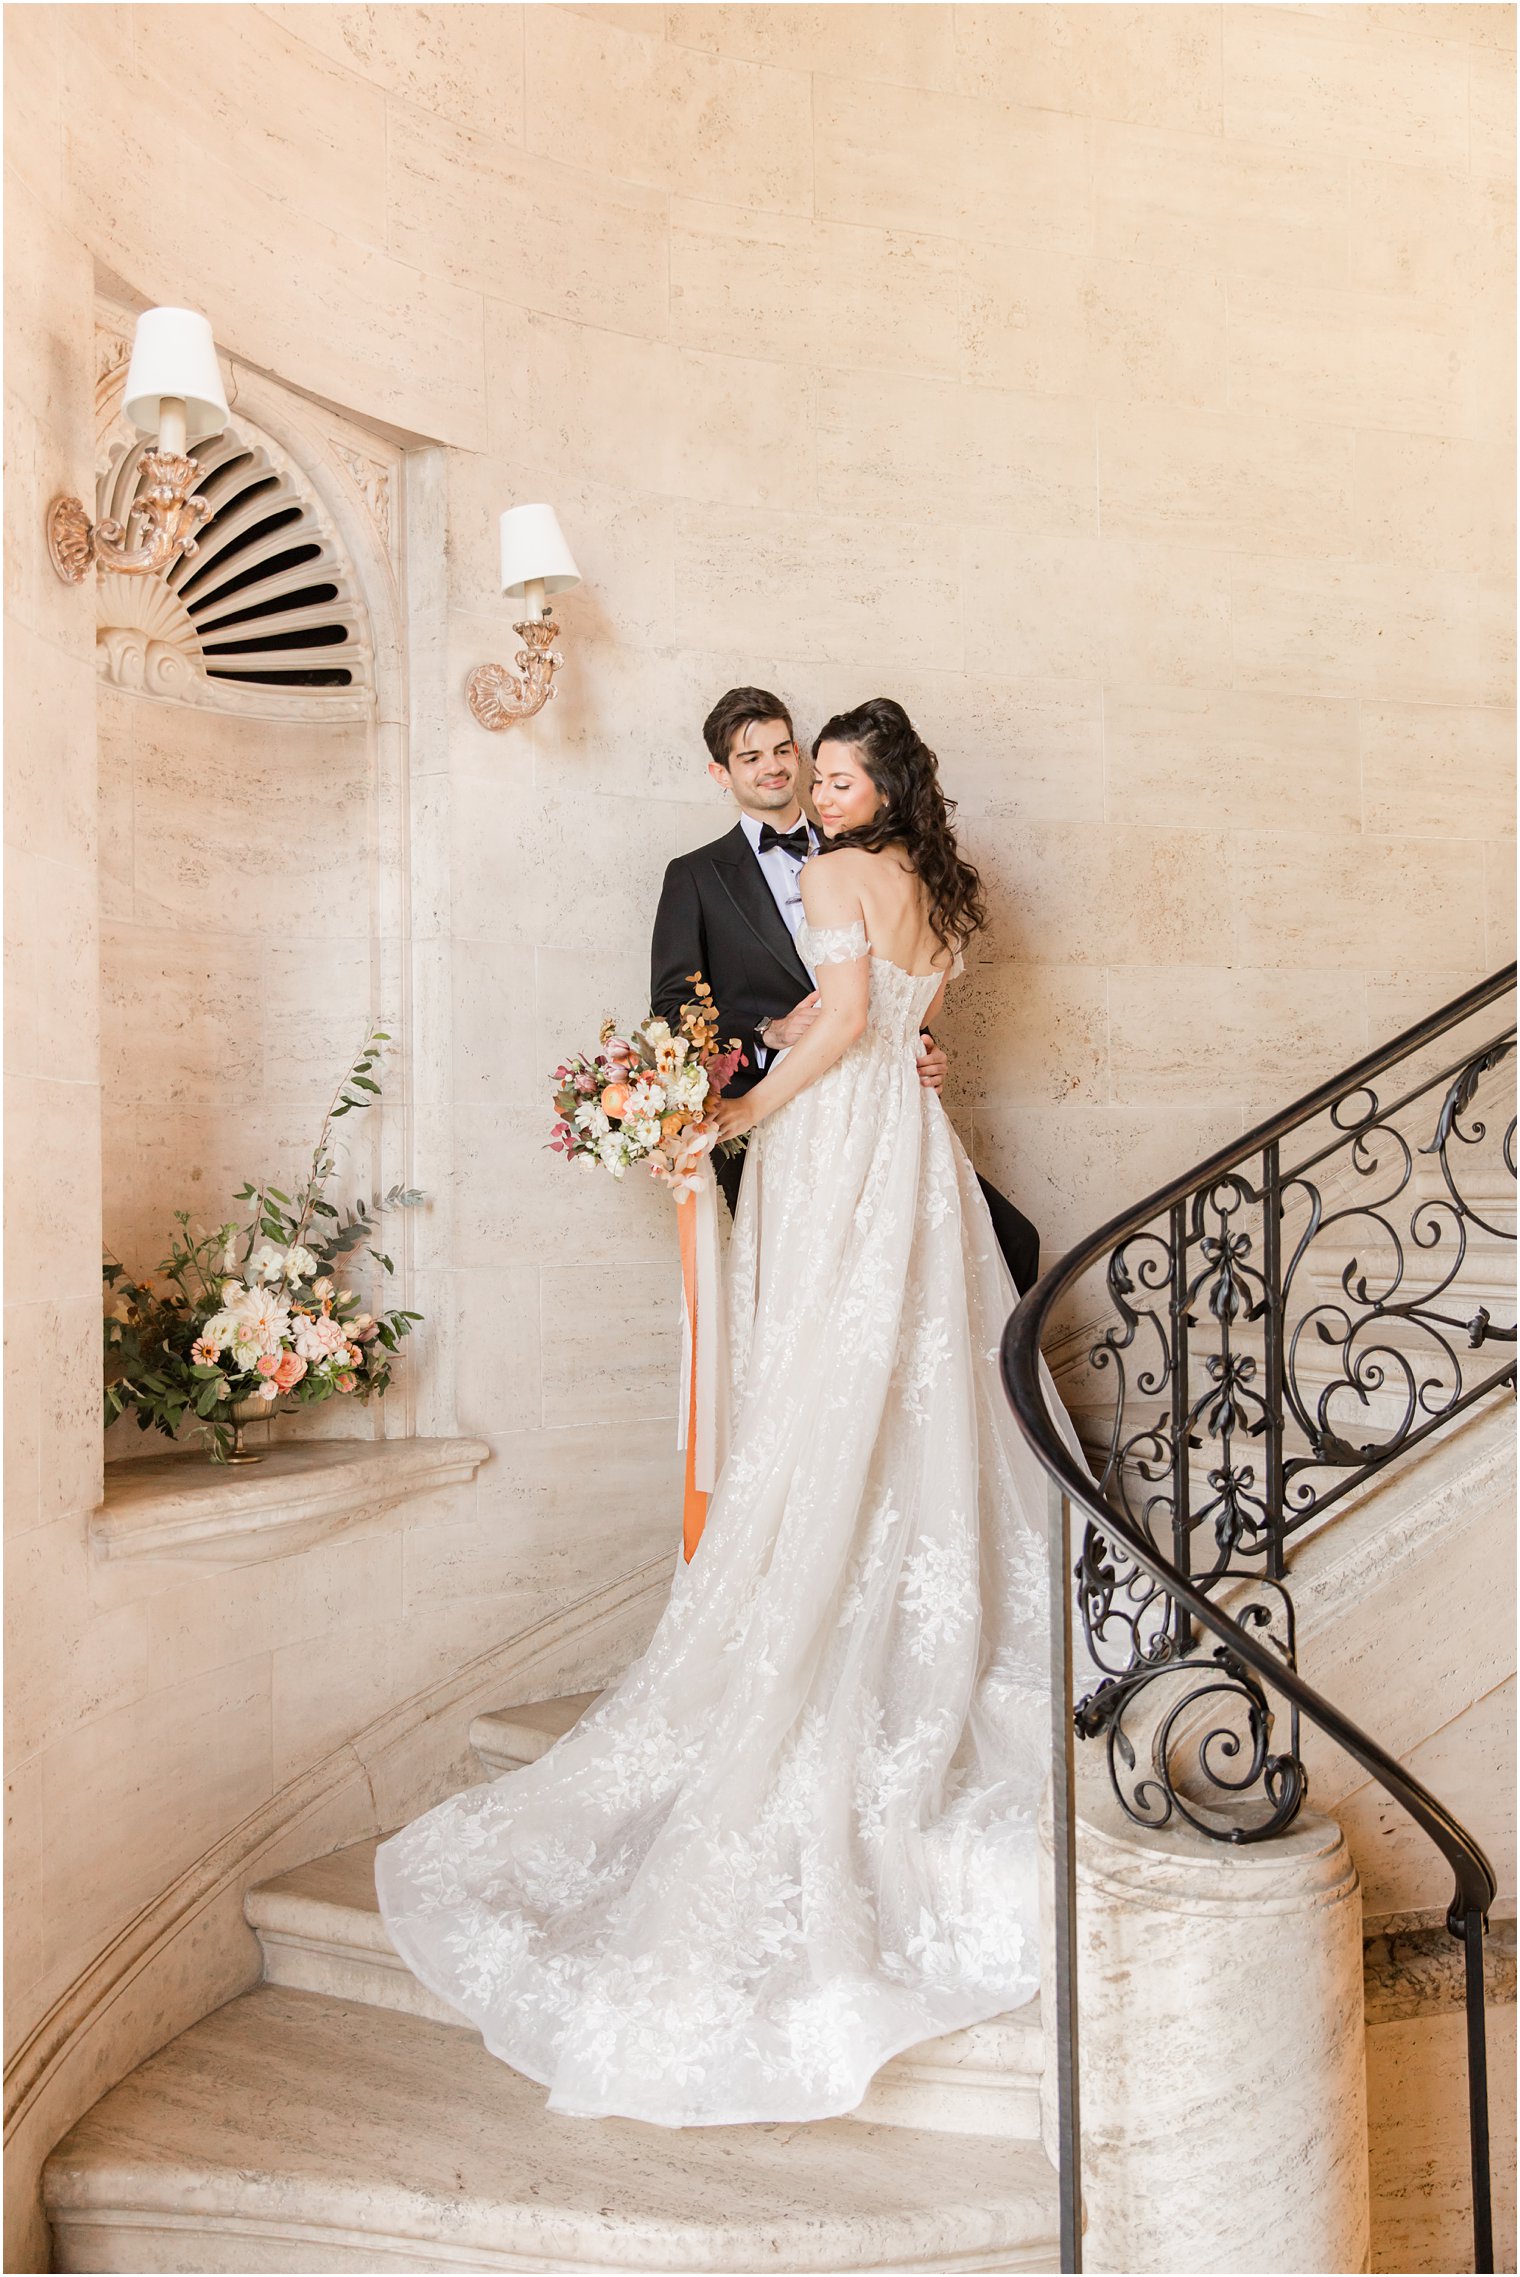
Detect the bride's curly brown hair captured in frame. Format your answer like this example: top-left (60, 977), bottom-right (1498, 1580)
top-left (811, 698), bottom-right (987, 956)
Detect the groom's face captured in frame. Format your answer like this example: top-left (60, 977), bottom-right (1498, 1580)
top-left (709, 718), bottom-right (803, 820)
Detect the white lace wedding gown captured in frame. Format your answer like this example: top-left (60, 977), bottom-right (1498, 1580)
top-left (375, 919), bottom-right (1085, 2126)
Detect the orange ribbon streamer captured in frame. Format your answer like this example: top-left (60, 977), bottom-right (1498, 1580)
top-left (677, 1188), bottom-right (706, 1561)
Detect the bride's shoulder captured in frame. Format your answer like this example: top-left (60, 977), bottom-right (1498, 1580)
top-left (799, 845), bottom-right (870, 919)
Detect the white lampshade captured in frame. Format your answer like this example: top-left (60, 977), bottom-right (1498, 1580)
top-left (122, 307), bottom-right (230, 445)
top-left (499, 503), bottom-right (581, 603)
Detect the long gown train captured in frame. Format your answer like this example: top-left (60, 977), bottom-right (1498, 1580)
top-left (375, 919), bottom-right (1086, 2126)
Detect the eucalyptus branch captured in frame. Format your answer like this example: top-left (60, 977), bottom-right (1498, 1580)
top-left (240, 1187), bottom-right (266, 1274)
top-left (167, 1215), bottom-right (218, 1307)
top-left (280, 1024), bottom-right (392, 1285)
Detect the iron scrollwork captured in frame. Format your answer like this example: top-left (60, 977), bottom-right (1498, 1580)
top-left (1074, 1020), bottom-right (1516, 1842)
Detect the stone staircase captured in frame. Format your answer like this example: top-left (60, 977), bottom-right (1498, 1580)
top-left (43, 1696), bottom-right (1060, 2274)
top-left (41, 1399), bottom-right (1514, 2272)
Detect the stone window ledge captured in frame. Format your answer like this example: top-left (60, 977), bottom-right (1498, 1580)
top-left (92, 1436), bottom-right (491, 1566)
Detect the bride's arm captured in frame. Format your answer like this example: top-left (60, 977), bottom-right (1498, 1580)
top-left (711, 861), bottom-right (870, 1139)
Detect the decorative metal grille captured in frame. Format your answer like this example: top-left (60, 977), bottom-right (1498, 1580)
top-left (1074, 1012), bottom-right (1515, 1843)
top-left (94, 427), bottom-right (371, 709)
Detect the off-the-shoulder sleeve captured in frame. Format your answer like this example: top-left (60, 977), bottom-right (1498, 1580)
top-left (800, 918), bottom-right (870, 966)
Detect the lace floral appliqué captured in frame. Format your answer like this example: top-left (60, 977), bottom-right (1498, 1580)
top-left (373, 892), bottom-right (1076, 2127)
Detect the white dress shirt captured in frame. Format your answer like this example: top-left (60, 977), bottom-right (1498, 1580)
top-left (740, 810), bottom-right (818, 1060)
top-left (740, 809), bottom-right (816, 941)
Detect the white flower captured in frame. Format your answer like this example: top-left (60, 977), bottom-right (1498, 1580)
top-left (575, 1102), bottom-right (611, 1138)
top-left (626, 1113), bottom-right (663, 1151)
top-left (250, 1240), bottom-right (318, 1284)
top-left (644, 1019), bottom-right (672, 1044)
top-left (576, 1152), bottom-right (600, 1174)
top-left (312, 1277), bottom-right (334, 1300)
top-left (626, 1078), bottom-right (664, 1119)
top-left (597, 1133), bottom-right (632, 1179)
top-left (220, 1282), bottom-right (291, 1358)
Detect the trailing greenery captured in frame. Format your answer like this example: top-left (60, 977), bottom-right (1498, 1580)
top-left (104, 1027), bottom-right (424, 1461)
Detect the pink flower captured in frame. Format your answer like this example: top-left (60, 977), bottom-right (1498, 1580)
top-left (273, 1352), bottom-right (307, 1391)
top-left (705, 1047), bottom-right (744, 1096)
top-left (191, 1336), bottom-right (220, 1365)
top-left (255, 1353), bottom-right (281, 1378)
top-left (256, 1379), bottom-right (279, 1401)
top-left (335, 1371), bottom-right (357, 1394)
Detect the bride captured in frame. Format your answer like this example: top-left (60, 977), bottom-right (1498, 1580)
top-left (375, 697), bottom-right (1086, 2127)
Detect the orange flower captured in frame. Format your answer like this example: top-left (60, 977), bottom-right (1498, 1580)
top-left (601, 1083), bottom-right (631, 1119)
top-left (661, 1111), bottom-right (689, 1138)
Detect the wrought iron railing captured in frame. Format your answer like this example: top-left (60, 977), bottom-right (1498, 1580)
top-left (1002, 964), bottom-right (1516, 2275)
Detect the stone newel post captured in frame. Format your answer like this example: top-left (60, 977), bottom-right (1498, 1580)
top-left (1041, 1768), bottom-right (1370, 2274)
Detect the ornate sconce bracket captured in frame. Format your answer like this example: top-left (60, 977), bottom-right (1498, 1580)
top-left (48, 449), bottom-right (212, 585)
top-left (47, 495), bottom-right (97, 584)
top-left (466, 615), bottom-right (564, 730)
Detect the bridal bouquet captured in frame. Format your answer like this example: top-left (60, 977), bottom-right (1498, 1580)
top-left (103, 1027), bottom-right (424, 1463)
top-left (549, 976), bottom-right (744, 1187)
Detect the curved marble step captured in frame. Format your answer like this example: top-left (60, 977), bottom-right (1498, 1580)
top-left (469, 1690), bottom-right (599, 1776)
top-left (247, 1835), bottom-right (1044, 2140)
top-left (44, 1986), bottom-right (1060, 2273)
top-left (245, 1836), bottom-right (461, 2030)
top-left (850, 2003), bottom-right (1042, 2139)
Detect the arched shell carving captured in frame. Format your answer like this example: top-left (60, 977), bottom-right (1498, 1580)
top-left (94, 418), bottom-right (373, 721)
top-left (96, 570), bottom-right (204, 695)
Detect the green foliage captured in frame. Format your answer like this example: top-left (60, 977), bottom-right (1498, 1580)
top-left (103, 1026), bottom-right (425, 1461)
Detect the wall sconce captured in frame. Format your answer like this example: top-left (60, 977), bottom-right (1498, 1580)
top-left (48, 306), bottom-right (230, 584)
top-left (466, 503), bottom-right (582, 730)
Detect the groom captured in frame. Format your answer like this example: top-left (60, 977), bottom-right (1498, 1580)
top-left (650, 686), bottom-right (1041, 1295)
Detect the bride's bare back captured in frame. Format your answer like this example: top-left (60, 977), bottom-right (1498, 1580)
top-left (806, 844), bottom-right (952, 979)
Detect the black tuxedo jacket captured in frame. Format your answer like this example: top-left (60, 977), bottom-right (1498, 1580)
top-left (649, 823), bottom-right (1042, 1294)
top-left (651, 823), bottom-right (813, 1098)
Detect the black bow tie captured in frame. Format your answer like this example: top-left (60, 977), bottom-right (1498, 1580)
top-left (757, 822), bottom-right (810, 859)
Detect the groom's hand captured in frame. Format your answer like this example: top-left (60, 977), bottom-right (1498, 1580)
top-left (762, 993), bottom-right (821, 1050)
top-left (918, 1032), bottom-right (948, 1092)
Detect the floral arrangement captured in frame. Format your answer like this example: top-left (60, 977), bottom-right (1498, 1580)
top-left (104, 1027), bottom-right (424, 1462)
top-left (549, 975), bottom-right (743, 1185)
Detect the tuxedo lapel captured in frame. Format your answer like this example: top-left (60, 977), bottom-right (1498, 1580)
top-left (711, 825), bottom-right (814, 995)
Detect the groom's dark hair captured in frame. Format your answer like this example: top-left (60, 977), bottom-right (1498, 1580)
top-left (703, 686), bottom-right (794, 769)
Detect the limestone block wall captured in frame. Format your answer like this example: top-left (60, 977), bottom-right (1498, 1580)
top-left (97, 690), bottom-right (380, 1419)
top-left (5, 0), bottom-right (102, 2092)
top-left (3, 4), bottom-right (1515, 2260)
